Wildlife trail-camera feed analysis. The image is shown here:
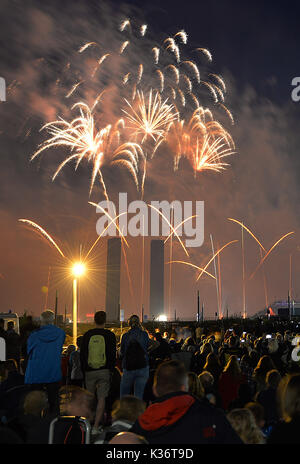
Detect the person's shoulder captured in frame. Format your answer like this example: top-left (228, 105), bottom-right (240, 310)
top-left (105, 328), bottom-right (116, 339)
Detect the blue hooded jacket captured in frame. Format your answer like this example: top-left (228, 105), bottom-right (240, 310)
top-left (25, 325), bottom-right (65, 384)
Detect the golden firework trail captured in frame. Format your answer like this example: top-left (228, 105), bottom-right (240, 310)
top-left (78, 42), bottom-right (97, 53)
top-left (66, 81), bottom-right (84, 98)
top-left (18, 219), bottom-right (66, 259)
top-left (122, 89), bottom-right (178, 144)
top-left (174, 30), bottom-right (188, 44)
top-left (168, 261), bottom-right (216, 280)
top-left (152, 47), bottom-right (160, 64)
top-left (182, 61), bottom-right (200, 83)
top-left (148, 204), bottom-right (190, 257)
top-left (120, 19), bottom-right (130, 32)
top-left (156, 69), bottom-right (164, 92)
top-left (87, 203), bottom-right (129, 258)
top-left (19, 213), bottom-right (128, 270)
top-left (140, 24), bottom-right (147, 36)
top-left (249, 232), bottom-right (295, 280)
top-left (209, 73), bottom-right (226, 92)
top-left (227, 218), bottom-right (266, 253)
top-left (137, 64), bottom-right (143, 84)
top-left (195, 48), bottom-right (212, 62)
top-left (164, 215), bottom-right (197, 244)
top-left (218, 103), bottom-right (235, 125)
top-left (120, 41), bottom-right (130, 54)
top-left (196, 240), bottom-right (238, 281)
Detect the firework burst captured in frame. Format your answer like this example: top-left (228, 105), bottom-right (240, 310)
top-left (32, 16), bottom-right (236, 198)
top-left (167, 107), bottom-right (235, 174)
top-left (32, 101), bottom-right (144, 198)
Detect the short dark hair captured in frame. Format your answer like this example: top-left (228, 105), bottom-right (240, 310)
top-left (153, 360), bottom-right (188, 397)
top-left (128, 314), bottom-right (140, 328)
top-left (94, 311), bottom-right (106, 325)
top-left (0, 318), bottom-right (4, 328)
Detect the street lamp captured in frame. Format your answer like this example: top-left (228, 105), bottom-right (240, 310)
top-left (72, 261), bottom-right (86, 346)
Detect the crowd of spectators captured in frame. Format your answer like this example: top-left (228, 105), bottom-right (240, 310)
top-left (0, 310), bottom-right (300, 445)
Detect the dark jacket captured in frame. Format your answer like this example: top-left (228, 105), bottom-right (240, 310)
top-left (267, 416), bottom-right (300, 444)
top-left (0, 371), bottom-right (24, 394)
top-left (120, 327), bottom-right (149, 370)
top-left (256, 387), bottom-right (280, 425)
top-left (131, 391), bottom-right (243, 444)
top-left (80, 327), bottom-right (116, 372)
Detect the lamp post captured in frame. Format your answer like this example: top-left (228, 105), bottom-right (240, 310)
top-left (72, 262), bottom-right (86, 346)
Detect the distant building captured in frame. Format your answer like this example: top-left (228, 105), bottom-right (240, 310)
top-left (105, 238), bottom-right (121, 322)
top-left (149, 239), bottom-right (164, 320)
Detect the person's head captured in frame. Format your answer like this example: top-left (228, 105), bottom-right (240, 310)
top-left (227, 408), bottom-right (265, 444)
top-left (76, 336), bottom-right (83, 349)
top-left (40, 310), bottom-right (55, 326)
top-left (198, 371), bottom-right (214, 391)
top-left (280, 374), bottom-right (300, 422)
top-left (153, 360), bottom-right (188, 397)
top-left (59, 386), bottom-right (95, 423)
top-left (109, 432), bottom-right (148, 444)
top-left (267, 338), bottom-right (279, 354)
top-left (240, 354), bottom-right (251, 365)
top-left (228, 335), bottom-right (238, 347)
top-left (266, 369), bottom-right (281, 389)
top-left (65, 344), bottom-right (76, 355)
top-left (223, 355), bottom-right (241, 378)
top-left (204, 352), bottom-right (220, 369)
top-left (201, 341), bottom-right (213, 356)
top-left (4, 359), bottom-right (18, 373)
top-left (245, 401), bottom-right (265, 429)
top-left (94, 311), bottom-right (106, 327)
top-left (23, 390), bottom-right (48, 417)
top-left (187, 372), bottom-right (204, 399)
top-left (255, 355), bottom-right (275, 373)
top-left (0, 318), bottom-right (4, 329)
top-left (128, 314), bottom-right (141, 329)
top-left (111, 395), bottom-right (146, 424)
top-left (7, 321), bottom-right (15, 331)
top-left (154, 332), bottom-right (163, 342)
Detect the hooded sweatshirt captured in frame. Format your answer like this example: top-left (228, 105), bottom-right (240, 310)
top-left (131, 391), bottom-right (243, 444)
top-left (25, 325), bottom-right (65, 384)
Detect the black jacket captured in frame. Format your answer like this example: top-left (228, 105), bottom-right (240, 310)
top-left (267, 416), bottom-right (300, 444)
top-left (131, 391), bottom-right (243, 444)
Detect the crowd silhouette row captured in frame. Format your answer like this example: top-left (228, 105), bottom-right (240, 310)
top-left (0, 310), bottom-right (300, 444)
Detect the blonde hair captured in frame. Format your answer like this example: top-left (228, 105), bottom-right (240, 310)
top-left (188, 372), bottom-right (204, 399)
top-left (227, 408), bottom-right (265, 444)
top-left (23, 390), bottom-right (48, 417)
top-left (112, 395), bottom-right (146, 423)
top-left (281, 374), bottom-right (300, 421)
top-left (223, 355), bottom-right (241, 379)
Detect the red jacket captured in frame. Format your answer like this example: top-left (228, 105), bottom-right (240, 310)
top-left (218, 371), bottom-right (246, 410)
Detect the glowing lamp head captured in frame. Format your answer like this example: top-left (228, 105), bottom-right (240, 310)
top-left (72, 262), bottom-right (86, 277)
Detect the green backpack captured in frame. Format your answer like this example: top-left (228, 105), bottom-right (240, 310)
top-left (88, 335), bottom-right (106, 369)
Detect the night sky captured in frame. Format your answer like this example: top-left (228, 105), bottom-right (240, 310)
top-left (1, 0), bottom-right (300, 321)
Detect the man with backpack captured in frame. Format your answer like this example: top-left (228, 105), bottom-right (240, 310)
top-left (120, 314), bottom-right (150, 400)
top-left (80, 311), bottom-right (116, 434)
